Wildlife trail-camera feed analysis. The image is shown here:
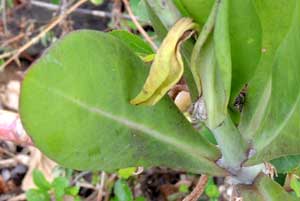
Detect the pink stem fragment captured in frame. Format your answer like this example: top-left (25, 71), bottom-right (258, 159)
top-left (0, 110), bottom-right (33, 146)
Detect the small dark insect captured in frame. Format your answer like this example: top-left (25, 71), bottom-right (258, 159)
top-left (234, 84), bottom-right (248, 112)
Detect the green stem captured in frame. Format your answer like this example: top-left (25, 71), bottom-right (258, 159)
top-left (212, 115), bottom-right (249, 172)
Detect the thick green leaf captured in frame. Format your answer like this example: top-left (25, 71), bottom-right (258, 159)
top-left (175, 0), bottom-right (214, 25)
top-left (214, 0), bottom-right (231, 108)
top-left (246, 1), bottom-right (300, 165)
top-left (240, 174), bottom-right (298, 201)
top-left (272, 156), bottom-right (300, 173)
top-left (176, 0), bottom-right (262, 105)
top-left (191, 0), bottom-right (232, 128)
top-left (190, 0), bottom-right (249, 168)
top-left (239, 0), bottom-right (297, 140)
top-left (254, 175), bottom-right (298, 201)
top-left (20, 30), bottom-right (225, 176)
top-left (196, 35), bottom-right (227, 129)
top-left (114, 179), bottom-right (133, 201)
top-left (228, 0), bottom-right (262, 103)
top-left (172, 0), bottom-right (190, 16)
top-left (109, 30), bottom-right (154, 57)
top-left (239, 187), bottom-right (264, 201)
top-left (291, 175), bottom-right (300, 197)
top-left (130, 0), bottom-right (150, 22)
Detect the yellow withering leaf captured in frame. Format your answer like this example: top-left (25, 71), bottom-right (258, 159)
top-left (130, 18), bottom-right (197, 105)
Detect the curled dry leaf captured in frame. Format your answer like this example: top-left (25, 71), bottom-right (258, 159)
top-left (130, 18), bottom-right (197, 105)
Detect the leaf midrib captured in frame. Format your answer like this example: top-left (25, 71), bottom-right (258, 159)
top-left (26, 78), bottom-right (217, 162)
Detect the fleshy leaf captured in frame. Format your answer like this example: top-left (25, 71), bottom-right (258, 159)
top-left (175, 0), bottom-right (214, 25)
top-left (130, 0), bottom-right (150, 22)
top-left (191, 0), bottom-right (230, 129)
top-left (214, 0), bottom-right (231, 108)
top-left (239, 174), bottom-right (298, 201)
top-left (20, 30), bottom-right (225, 176)
top-left (109, 30), bottom-right (154, 57)
top-left (172, 0), bottom-right (190, 16)
top-left (290, 175), bottom-right (300, 197)
top-left (246, 1), bottom-right (300, 165)
top-left (195, 35), bottom-right (227, 129)
top-left (130, 18), bottom-right (197, 105)
top-left (239, 0), bottom-right (297, 140)
top-left (228, 0), bottom-right (262, 103)
top-left (271, 156), bottom-right (300, 173)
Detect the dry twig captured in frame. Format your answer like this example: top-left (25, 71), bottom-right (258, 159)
top-left (0, 146), bottom-right (15, 157)
top-left (97, 171), bottom-right (106, 201)
top-left (0, 51), bottom-right (15, 60)
top-left (111, 0), bottom-right (122, 28)
top-left (1, 33), bottom-right (26, 49)
top-left (183, 175), bottom-right (209, 201)
top-left (122, 0), bottom-right (158, 51)
top-left (7, 193), bottom-right (27, 201)
top-left (104, 174), bottom-right (117, 201)
top-left (1, 0), bottom-right (8, 34)
top-left (71, 171), bottom-right (91, 185)
top-left (30, 0), bottom-right (137, 21)
top-left (0, 0), bottom-right (88, 69)
top-left (78, 182), bottom-right (99, 190)
top-left (0, 154), bottom-right (30, 168)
